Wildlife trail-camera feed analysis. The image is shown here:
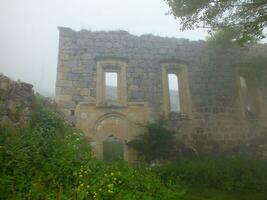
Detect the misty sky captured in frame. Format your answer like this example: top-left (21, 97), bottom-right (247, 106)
top-left (0, 0), bottom-right (242, 96)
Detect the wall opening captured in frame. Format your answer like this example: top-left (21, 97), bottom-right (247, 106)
top-left (105, 72), bottom-right (118, 101)
top-left (162, 63), bottom-right (192, 119)
top-left (168, 73), bottom-right (180, 112)
top-left (103, 138), bottom-right (124, 161)
top-left (239, 76), bottom-right (251, 112)
top-left (70, 109), bottom-right (75, 116)
top-left (238, 75), bottom-right (264, 118)
top-left (96, 60), bottom-right (127, 107)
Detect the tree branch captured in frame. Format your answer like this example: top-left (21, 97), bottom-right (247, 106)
top-left (212, 0), bottom-right (267, 7)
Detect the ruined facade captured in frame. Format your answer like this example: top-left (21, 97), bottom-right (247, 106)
top-left (0, 74), bottom-right (34, 126)
top-left (56, 27), bottom-right (267, 162)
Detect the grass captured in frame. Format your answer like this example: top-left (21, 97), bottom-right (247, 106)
top-left (183, 188), bottom-right (267, 200)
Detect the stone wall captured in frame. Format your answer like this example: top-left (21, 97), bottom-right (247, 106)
top-left (0, 74), bottom-right (34, 125)
top-left (56, 27), bottom-right (267, 160)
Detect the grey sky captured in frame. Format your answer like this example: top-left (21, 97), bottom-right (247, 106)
top-left (0, 0), bottom-right (214, 95)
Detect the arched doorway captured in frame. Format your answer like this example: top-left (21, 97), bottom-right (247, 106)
top-left (103, 137), bottom-right (124, 161)
top-left (93, 113), bottom-right (137, 162)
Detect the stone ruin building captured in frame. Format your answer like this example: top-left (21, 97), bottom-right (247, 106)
top-left (0, 74), bottom-right (34, 125)
top-left (56, 27), bottom-right (267, 162)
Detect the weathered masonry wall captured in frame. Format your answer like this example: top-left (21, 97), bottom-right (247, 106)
top-left (0, 74), bottom-right (34, 126)
top-left (56, 27), bottom-right (267, 161)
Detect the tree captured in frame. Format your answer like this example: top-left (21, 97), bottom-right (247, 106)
top-left (165, 0), bottom-right (267, 45)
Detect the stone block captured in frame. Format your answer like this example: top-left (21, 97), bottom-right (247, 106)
top-left (81, 53), bottom-right (92, 60)
top-left (80, 88), bottom-right (90, 96)
top-left (57, 80), bottom-right (72, 87)
top-left (63, 72), bottom-right (81, 81)
top-left (56, 94), bottom-right (72, 102)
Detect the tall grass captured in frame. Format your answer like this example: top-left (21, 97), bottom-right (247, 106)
top-left (154, 156), bottom-right (267, 192)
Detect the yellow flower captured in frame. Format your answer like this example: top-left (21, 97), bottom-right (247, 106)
top-left (110, 172), bottom-right (114, 176)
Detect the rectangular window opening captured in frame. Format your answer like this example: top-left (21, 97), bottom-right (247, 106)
top-left (70, 109), bottom-right (75, 116)
top-left (168, 73), bottom-right (180, 112)
top-left (239, 76), bottom-right (251, 112)
top-left (105, 72), bottom-right (118, 101)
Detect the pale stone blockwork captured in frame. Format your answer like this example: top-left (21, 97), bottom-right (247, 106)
top-left (96, 59), bottom-right (128, 107)
top-left (76, 102), bottom-right (150, 162)
top-left (56, 27), bottom-right (267, 161)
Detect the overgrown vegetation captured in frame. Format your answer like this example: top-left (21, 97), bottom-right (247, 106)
top-left (0, 98), bottom-right (267, 199)
top-left (154, 156), bottom-right (267, 192)
top-left (128, 122), bottom-right (176, 162)
top-left (0, 100), bottom-right (184, 199)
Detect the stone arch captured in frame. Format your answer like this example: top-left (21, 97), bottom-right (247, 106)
top-left (94, 112), bottom-right (128, 131)
top-left (93, 112), bottom-right (137, 161)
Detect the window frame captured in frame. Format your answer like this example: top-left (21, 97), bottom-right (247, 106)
top-left (161, 63), bottom-right (192, 119)
top-left (96, 59), bottom-right (127, 107)
top-left (237, 73), bottom-right (263, 119)
top-left (167, 73), bottom-right (180, 112)
top-left (105, 71), bottom-right (118, 102)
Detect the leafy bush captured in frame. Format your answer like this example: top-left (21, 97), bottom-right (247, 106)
top-left (154, 156), bottom-right (267, 192)
top-left (74, 162), bottom-right (184, 200)
top-left (0, 106), bottom-right (92, 199)
top-left (0, 102), bottom-right (184, 199)
top-left (128, 122), bottom-right (175, 162)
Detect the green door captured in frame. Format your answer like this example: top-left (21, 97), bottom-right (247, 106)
top-left (103, 140), bottom-right (124, 161)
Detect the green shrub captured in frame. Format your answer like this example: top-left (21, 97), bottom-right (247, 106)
top-left (128, 122), bottom-right (175, 162)
top-left (0, 106), bottom-right (92, 199)
top-left (154, 156), bottom-right (267, 192)
top-left (74, 161), bottom-right (185, 200)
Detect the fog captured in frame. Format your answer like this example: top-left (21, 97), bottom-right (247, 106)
top-left (1, 0), bottom-right (214, 96)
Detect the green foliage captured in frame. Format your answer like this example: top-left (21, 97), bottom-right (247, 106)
top-left (1, 97), bottom-right (266, 199)
top-left (165, 0), bottom-right (267, 45)
top-left (74, 162), bottom-right (185, 200)
top-left (0, 106), bottom-right (92, 199)
top-left (154, 156), bottom-right (267, 192)
top-left (128, 122), bottom-right (176, 162)
top-left (183, 188), bottom-right (267, 200)
top-left (0, 104), bottom-right (184, 199)
top-left (207, 28), bottom-right (254, 47)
